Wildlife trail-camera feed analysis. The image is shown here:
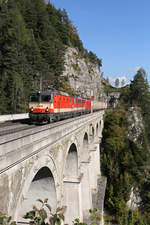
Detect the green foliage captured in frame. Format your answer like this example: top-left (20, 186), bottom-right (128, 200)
top-left (0, 199), bottom-right (101, 225)
top-left (129, 69), bottom-right (149, 107)
top-left (58, 81), bottom-right (76, 95)
top-left (121, 78), bottom-right (125, 87)
top-left (73, 218), bottom-right (87, 225)
top-left (101, 68), bottom-right (150, 224)
top-left (24, 199), bottom-right (101, 225)
top-left (102, 79), bottom-right (123, 94)
top-left (101, 107), bottom-right (150, 224)
top-left (115, 78), bottom-right (119, 88)
top-left (72, 208), bottom-right (101, 225)
top-left (129, 69), bottom-right (150, 142)
top-left (0, 0), bottom-right (102, 114)
top-left (120, 68), bottom-right (150, 142)
top-left (0, 214), bottom-right (16, 225)
top-left (89, 208), bottom-right (101, 225)
top-left (23, 198), bottom-right (65, 225)
top-left (88, 51), bottom-right (102, 69)
top-left (140, 171), bottom-right (150, 213)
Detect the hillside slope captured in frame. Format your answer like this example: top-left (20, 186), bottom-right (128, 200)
top-left (101, 68), bottom-right (150, 225)
top-left (0, 0), bottom-right (103, 114)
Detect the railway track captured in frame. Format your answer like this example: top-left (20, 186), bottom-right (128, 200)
top-left (0, 119), bottom-right (36, 137)
top-left (0, 113), bottom-right (97, 138)
top-left (0, 111), bottom-right (104, 175)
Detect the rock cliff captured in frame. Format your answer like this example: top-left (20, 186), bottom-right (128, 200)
top-left (127, 106), bottom-right (144, 143)
top-left (62, 47), bottom-right (105, 100)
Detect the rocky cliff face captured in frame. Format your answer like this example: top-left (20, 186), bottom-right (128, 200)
top-left (62, 47), bottom-right (105, 100)
top-left (127, 106), bottom-right (144, 143)
top-left (127, 106), bottom-right (144, 210)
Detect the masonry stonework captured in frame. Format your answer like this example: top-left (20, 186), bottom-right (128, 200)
top-left (0, 112), bottom-right (105, 224)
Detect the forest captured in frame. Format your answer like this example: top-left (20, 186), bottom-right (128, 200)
top-left (0, 0), bottom-right (102, 114)
top-left (101, 68), bottom-right (150, 225)
top-left (1, 1), bottom-right (150, 224)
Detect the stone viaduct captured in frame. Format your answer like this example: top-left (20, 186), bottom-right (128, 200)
top-left (0, 111), bottom-right (106, 224)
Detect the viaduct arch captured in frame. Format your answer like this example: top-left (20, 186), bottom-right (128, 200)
top-left (0, 111), bottom-right (105, 224)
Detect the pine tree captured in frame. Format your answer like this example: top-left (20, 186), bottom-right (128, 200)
top-left (0, 0), bottom-right (35, 113)
top-left (130, 68), bottom-right (150, 141)
top-left (121, 78), bottom-right (125, 87)
top-left (130, 68), bottom-right (150, 107)
top-left (115, 78), bottom-right (119, 88)
top-left (0, 0), bottom-right (102, 113)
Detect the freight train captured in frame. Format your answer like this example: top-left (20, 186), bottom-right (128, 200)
top-left (29, 90), bottom-right (107, 123)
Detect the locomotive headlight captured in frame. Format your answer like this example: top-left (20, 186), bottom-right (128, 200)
top-left (46, 107), bottom-right (49, 112)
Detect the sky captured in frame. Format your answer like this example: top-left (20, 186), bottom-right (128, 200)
top-left (49, 0), bottom-right (150, 86)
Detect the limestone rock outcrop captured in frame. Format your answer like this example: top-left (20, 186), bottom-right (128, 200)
top-left (127, 106), bottom-right (144, 143)
top-left (62, 47), bottom-right (105, 100)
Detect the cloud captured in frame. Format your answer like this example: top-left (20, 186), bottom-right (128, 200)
top-left (127, 66), bottom-right (142, 73)
top-left (111, 76), bottom-right (127, 83)
top-left (135, 66), bottom-right (142, 72)
top-left (118, 76), bottom-right (127, 83)
top-left (107, 76), bottom-right (128, 87)
top-left (104, 65), bottom-right (143, 87)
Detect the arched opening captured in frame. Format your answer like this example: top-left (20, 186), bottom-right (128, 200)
top-left (99, 120), bottom-right (103, 136)
top-left (18, 167), bottom-right (57, 221)
top-left (65, 143), bottom-right (78, 177)
top-left (81, 133), bottom-right (92, 217)
top-left (83, 133), bottom-right (88, 150)
top-left (82, 133), bottom-right (89, 161)
top-left (96, 123), bottom-right (98, 136)
top-left (89, 124), bottom-right (94, 142)
top-left (99, 120), bottom-right (101, 129)
top-left (63, 143), bottom-right (81, 224)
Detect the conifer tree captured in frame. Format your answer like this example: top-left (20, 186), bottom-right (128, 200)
top-left (130, 68), bottom-right (150, 108)
top-left (0, 0), bottom-right (102, 114)
top-left (0, 0), bottom-right (34, 112)
top-left (115, 78), bottom-right (119, 88)
top-left (130, 68), bottom-right (150, 140)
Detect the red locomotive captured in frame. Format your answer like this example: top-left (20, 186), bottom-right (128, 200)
top-left (29, 90), bottom-right (106, 123)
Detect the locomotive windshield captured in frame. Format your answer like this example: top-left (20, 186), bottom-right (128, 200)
top-left (29, 94), bottom-right (51, 102)
top-left (41, 95), bottom-right (51, 102)
top-left (30, 95), bottom-right (40, 102)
